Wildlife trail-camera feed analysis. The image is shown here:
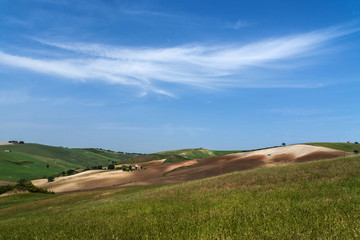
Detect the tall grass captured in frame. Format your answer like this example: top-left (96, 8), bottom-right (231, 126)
top-left (1, 155), bottom-right (360, 239)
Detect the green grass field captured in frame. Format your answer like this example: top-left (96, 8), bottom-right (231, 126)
top-left (0, 144), bottom-right (120, 182)
top-left (1, 155), bottom-right (360, 239)
top-left (127, 148), bottom-right (244, 164)
top-left (80, 148), bottom-right (140, 161)
top-left (307, 142), bottom-right (360, 153)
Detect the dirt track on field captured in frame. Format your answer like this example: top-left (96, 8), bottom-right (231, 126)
top-left (33, 145), bottom-right (350, 193)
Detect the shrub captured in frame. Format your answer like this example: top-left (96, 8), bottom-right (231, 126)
top-left (66, 169), bottom-right (76, 175)
top-left (0, 185), bottom-right (15, 194)
top-left (48, 176), bottom-right (55, 182)
top-left (354, 150), bottom-right (359, 154)
top-left (0, 183), bottom-right (54, 195)
top-left (108, 164), bottom-right (115, 170)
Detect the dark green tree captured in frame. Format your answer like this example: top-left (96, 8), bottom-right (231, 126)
top-left (19, 178), bottom-right (27, 186)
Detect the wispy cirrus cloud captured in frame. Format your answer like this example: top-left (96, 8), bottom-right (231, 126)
top-left (231, 19), bottom-right (251, 29)
top-left (0, 25), bottom-right (357, 97)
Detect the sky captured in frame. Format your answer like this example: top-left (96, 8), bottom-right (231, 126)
top-left (0, 0), bottom-right (360, 153)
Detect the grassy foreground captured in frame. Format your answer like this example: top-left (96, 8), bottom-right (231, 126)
top-left (1, 155), bottom-right (360, 239)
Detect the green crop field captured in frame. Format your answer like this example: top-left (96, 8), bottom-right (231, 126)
top-left (0, 144), bottom-right (120, 182)
top-left (1, 155), bottom-right (360, 239)
top-left (307, 142), bottom-right (360, 153)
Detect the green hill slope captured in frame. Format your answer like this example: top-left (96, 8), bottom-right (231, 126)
top-left (0, 144), bottom-right (120, 182)
top-left (1, 155), bottom-right (360, 239)
top-left (80, 148), bottom-right (140, 161)
top-left (307, 142), bottom-right (360, 153)
top-left (125, 148), bottom-right (243, 163)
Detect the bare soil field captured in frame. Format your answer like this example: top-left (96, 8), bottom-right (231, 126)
top-left (33, 144), bottom-right (349, 193)
top-left (0, 180), bottom-right (16, 186)
top-left (0, 143), bottom-right (13, 146)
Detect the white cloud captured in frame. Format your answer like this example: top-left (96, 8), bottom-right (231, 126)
top-left (0, 25), bottom-right (357, 96)
top-left (233, 20), bottom-right (250, 29)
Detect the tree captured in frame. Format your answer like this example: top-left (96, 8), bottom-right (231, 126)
top-left (19, 178), bottom-right (27, 186)
top-left (354, 150), bottom-right (359, 154)
top-left (48, 176), bottom-right (55, 182)
top-left (46, 164), bottom-right (50, 168)
top-left (282, 143), bottom-right (286, 146)
top-left (355, 142), bottom-right (359, 144)
top-left (108, 164), bottom-right (115, 170)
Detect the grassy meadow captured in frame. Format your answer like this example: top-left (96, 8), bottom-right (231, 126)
top-left (1, 155), bottom-right (360, 239)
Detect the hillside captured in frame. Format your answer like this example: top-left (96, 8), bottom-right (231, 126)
top-left (0, 143), bottom-right (121, 182)
top-left (1, 154), bottom-right (360, 239)
top-left (80, 148), bottom-right (141, 161)
top-left (34, 144), bottom-right (349, 193)
top-left (124, 148), bottom-right (244, 164)
top-left (307, 142), bottom-right (360, 153)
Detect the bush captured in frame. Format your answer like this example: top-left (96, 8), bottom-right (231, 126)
top-left (48, 176), bottom-right (55, 182)
top-left (354, 150), bottom-right (359, 154)
top-left (20, 183), bottom-right (54, 194)
top-left (0, 183), bottom-right (54, 195)
top-left (108, 164), bottom-right (115, 170)
top-left (0, 185), bottom-right (15, 194)
top-left (66, 169), bottom-right (76, 175)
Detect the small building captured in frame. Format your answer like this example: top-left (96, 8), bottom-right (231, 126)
top-left (347, 141), bottom-right (352, 144)
top-left (131, 164), bottom-right (142, 171)
top-left (4, 149), bottom-right (11, 153)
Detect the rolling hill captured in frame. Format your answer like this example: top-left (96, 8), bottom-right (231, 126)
top-left (124, 148), bottom-right (244, 164)
top-left (307, 142), bottom-right (360, 153)
top-left (33, 144), bottom-right (350, 193)
top-left (0, 143), bottom-right (138, 182)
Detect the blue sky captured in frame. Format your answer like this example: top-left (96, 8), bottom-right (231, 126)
top-left (0, 0), bottom-right (359, 153)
